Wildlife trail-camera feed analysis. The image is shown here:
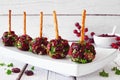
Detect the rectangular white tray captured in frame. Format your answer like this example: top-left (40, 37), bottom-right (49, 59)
top-left (0, 40), bottom-right (117, 77)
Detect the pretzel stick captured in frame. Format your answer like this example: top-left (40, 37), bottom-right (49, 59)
top-left (9, 10), bottom-right (11, 33)
top-left (24, 12), bottom-right (26, 35)
top-left (40, 12), bottom-right (43, 38)
top-left (80, 10), bottom-right (86, 44)
top-left (53, 11), bottom-right (59, 39)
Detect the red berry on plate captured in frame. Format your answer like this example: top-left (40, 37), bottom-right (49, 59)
top-left (115, 37), bottom-right (120, 41)
top-left (116, 42), bottom-right (120, 46)
top-left (111, 43), bottom-right (118, 49)
top-left (25, 70), bottom-right (34, 76)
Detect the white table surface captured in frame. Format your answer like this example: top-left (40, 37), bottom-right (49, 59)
top-left (0, 0), bottom-right (120, 80)
top-left (0, 55), bottom-right (120, 80)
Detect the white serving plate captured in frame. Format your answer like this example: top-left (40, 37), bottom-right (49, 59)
top-left (0, 40), bottom-right (118, 77)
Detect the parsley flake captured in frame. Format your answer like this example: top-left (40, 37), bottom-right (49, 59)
top-left (6, 69), bottom-right (12, 75)
top-left (31, 66), bottom-right (35, 70)
top-left (0, 63), bottom-right (6, 66)
top-left (7, 63), bottom-right (13, 67)
top-left (99, 70), bottom-right (109, 77)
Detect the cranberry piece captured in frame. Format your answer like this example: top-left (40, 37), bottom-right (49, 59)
top-left (116, 37), bottom-right (120, 41)
top-left (116, 42), bottom-right (120, 46)
top-left (12, 68), bottom-right (21, 73)
top-left (25, 70), bottom-right (34, 76)
top-left (111, 43), bottom-right (118, 49)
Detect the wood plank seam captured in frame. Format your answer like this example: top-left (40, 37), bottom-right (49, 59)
top-left (0, 14), bottom-right (120, 16)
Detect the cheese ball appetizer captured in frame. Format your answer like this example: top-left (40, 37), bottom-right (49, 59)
top-left (47, 36), bottom-right (70, 59)
top-left (2, 31), bottom-right (18, 46)
top-left (69, 42), bottom-right (96, 63)
top-left (16, 34), bottom-right (32, 51)
top-left (29, 37), bottom-right (48, 55)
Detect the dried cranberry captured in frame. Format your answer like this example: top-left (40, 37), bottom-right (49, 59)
top-left (25, 70), bottom-right (34, 76)
top-left (12, 68), bottom-right (21, 73)
top-left (2, 31), bottom-right (18, 46)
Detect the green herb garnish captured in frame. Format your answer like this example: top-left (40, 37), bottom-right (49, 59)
top-left (99, 70), bottom-right (109, 77)
top-left (80, 59), bottom-right (87, 64)
top-left (115, 68), bottom-right (120, 75)
top-left (31, 66), bottom-right (35, 70)
top-left (50, 46), bottom-right (55, 54)
top-left (7, 63), bottom-right (13, 67)
top-left (111, 67), bottom-right (117, 71)
top-left (112, 67), bottom-right (120, 75)
top-left (29, 46), bottom-right (32, 52)
top-left (0, 63), bottom-right (6, 66)
top-left (6, 69), bottom-right (12, 75)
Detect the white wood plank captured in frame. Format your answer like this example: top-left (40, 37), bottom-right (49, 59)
top-left (48, 71), bottom-right (73, 80)
top-left (0, 0), bottom-right (120, 14)
top-left (20, 64), bottom-right (48, 80)
top-left (0, 56), bottom-right (26, 80)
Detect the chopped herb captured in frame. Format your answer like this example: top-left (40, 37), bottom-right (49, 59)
top-left (31, 66), bottom-right (35, 70)
top-left (112, 67), bottom-right (120, 75)
top-left (80, 59), bottom-right (87, 64)
top-left (50, 46), bottom-right (55, 54)
top-left (99, 70), bottom-right (109, 77)
top-left (0, 63), bottom-right (6, 66)
top-left (7, 63), bottom-right (13, 67)
top-left (6, 69), bottom-right (12, 75)
top-left (111, 67), bottom-right (117, 71)
top-left (29, 46), bottom-right (32, 52)
top-left (85, 49), bottom-right (90, 53)
top-left (115, 68), bottom-right (120, 75)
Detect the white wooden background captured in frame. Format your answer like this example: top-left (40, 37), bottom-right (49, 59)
top-left (0, 0), bottom-right (120, 80)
